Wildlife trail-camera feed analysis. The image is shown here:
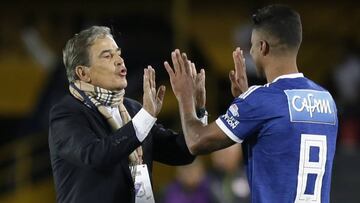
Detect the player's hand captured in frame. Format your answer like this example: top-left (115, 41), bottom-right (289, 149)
top-left (189, 60), bottom-right (206, 109)
top-left (164, 49), bottom-right (195, 103)
top-left (143, 66), bottom-right (166, 117)
top-left (229, 47), bottom-right (248, 97)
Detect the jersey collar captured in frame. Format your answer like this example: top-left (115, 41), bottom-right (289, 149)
top-left (271, 73), bottom-right (304, 83)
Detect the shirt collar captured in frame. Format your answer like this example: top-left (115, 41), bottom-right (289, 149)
top-left (271, 73), bottom-right (304, 83)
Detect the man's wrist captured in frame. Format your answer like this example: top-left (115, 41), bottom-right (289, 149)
top-left (196, 107), bottom-right (207, 118)
top-left (132, 108), bottom-right (157, 142)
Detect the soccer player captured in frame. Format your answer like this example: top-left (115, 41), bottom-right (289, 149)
top-left (164, 4), bottom-right (338, 203)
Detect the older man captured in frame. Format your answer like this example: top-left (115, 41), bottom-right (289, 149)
top-left (49, 25), bottom-right (206, 203)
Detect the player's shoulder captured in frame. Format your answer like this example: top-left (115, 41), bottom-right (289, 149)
top-left (306, 78), bottom-right (329, 92)
top-left (237, 84), bottom-right (275, 100)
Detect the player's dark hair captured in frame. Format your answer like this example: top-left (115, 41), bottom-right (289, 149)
top-left (252, 4), bottom-right (302, 50)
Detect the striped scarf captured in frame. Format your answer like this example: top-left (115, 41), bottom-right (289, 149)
top-left (69, 80), bottom-right (143, 167)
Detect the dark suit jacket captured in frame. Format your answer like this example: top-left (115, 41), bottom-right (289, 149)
top-left (49, 94), bottom-right (195, 203)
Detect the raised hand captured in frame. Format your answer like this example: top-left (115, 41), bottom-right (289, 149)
top-left (164, 49), bottom-right (196, 103)
top-left (189, 61), bottom-right (206, 109)
top-left (229, 47), bottom-right (248, 97)
top-left (143, 66), bottom-right (166, 117)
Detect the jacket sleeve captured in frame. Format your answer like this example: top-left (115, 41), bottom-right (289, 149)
top-left (49, 103), bottom-right (141, 169)
top-left (151, 123), bottom-right (195, 165)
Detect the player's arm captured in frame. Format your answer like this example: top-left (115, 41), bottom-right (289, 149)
top-left (164, 49), bottom-right (237, 155)
top-left (177, 111), bottom-right (235, 155)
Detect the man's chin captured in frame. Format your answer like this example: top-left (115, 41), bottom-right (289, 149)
top-left (117, 81), bottom-right (127, 91)
top-left (108, 81), bottom-right (127, 91)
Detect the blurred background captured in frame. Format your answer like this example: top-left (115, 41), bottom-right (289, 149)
top-left (0, 0), bottom-right (359, 202)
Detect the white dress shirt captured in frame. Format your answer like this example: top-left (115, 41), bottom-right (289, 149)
top-left (104, 106), bottom-right (156, 142)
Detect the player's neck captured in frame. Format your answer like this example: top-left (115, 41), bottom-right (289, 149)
top-left (264, 56), bottom-right (299, 83)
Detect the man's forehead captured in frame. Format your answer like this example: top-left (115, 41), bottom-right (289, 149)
top-left (88, 37), bottom-right (120, 60)
top-left (91, 36), bottom-right (119, 51)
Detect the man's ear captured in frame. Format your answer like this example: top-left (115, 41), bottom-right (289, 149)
top-left (75, 66), bottom-right (91, 82)
top-left (260, 40), bottom-right (270, 56)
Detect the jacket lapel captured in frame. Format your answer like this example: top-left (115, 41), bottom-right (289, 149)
top-left (87, 106), bottom-right (112, 131)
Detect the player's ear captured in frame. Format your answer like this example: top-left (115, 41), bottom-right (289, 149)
top-left (75, 65), bottom-right (91, 82)
top-left (260, 40), bottom-right (270, 56)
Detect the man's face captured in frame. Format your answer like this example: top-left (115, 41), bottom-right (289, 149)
top-left (250, 30), bottom-right (265, 77)
top-left (87, 36), bottom-right (127, 91)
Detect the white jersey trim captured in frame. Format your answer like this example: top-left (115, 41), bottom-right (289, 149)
top-left (238, 85), bottom-right (262, 100)
top-left (271, 73), bottom-right (304, 83)
top-left (238, 73), bottom-right (304, 100)
top-left (215, 118), bottom-right (243, 143)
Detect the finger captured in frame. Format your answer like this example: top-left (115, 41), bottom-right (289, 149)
top-left (200, 68), bottom-right (205, 81)
top-left (147, 65), bottom-right (155, 89)
top-left (191, 62), bottom-right (197, 80)
top-left (164, 61), bottom-right (175, 78)
top-left (147, 66), bottom-right (152, 89)
top-left (239, 49), bottom-right (246, 70)
top-left (151, 66), bottom-right (156, 90)
top-left (236, 47), bottom-right (246, 70)
top-left (188, 60), bottom-right (194, 78)
top-left (229, 70), bottom-right (236, 83)
top-left (143, 68), bottom-right (149, 91)
top-left (175, 49), bottom-right (185, 74)
top-left (233, 50), bottom-right (240, 76)
top-left (234, 48), bottom-right (246, 78)
top-left (196, 69), bottom-right (205, 88)
top-left (230, 70), bottom-right (238, 84)
top-left (171, 51), bottom-right (181, 75)
top-left (181, 53), bottom-right (191, 75)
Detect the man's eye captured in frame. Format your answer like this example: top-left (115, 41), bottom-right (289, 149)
top-left (103, 54), bottom-right (111, 59)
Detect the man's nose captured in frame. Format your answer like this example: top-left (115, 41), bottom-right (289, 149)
top-left (115, 56), bottom-right (124, 66)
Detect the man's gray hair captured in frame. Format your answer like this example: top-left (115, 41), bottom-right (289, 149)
top-left (63, 26), bottom-right (114, 83)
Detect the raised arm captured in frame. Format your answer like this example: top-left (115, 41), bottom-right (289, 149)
top-left (164, 49), bottom-right (236, 155)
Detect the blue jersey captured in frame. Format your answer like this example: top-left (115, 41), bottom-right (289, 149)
top-left (216, 73), bottom-right (338, 203)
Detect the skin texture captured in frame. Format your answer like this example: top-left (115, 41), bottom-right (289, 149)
top-left (74, 36), bottom-right (165, 117)
top-left (74, 35), bottom-right (206, 118)
top-left (75, 36), bottom-right (128, 91)
top-left (164, 48), bottom-right (248, 154)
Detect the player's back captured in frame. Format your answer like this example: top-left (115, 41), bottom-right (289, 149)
top-left (242, 74), bottom-right (338, 203)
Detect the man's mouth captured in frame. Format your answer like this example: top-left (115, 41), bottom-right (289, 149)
top-left (119, 66), bottom-right (127, 76)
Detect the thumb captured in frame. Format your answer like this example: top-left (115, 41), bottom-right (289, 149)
top-left (200, 69), bottom-right (205, 80)
top-left (229, 70), bottom-right (236, 83)
top-left (157, 85), bottom-right (166, 103)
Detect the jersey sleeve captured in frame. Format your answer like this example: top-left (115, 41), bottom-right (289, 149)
top-left (216, 86), bottom-right (267, 143)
